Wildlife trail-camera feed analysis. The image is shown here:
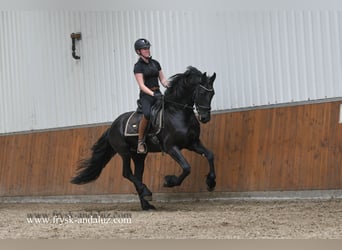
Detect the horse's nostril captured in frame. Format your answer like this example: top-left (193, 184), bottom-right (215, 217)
top-left (199, 115), bottom-right (210, 123)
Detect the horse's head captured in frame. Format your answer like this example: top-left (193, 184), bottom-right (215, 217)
top-left (165, 67), bottom-right (216, 123)
top-left (194, 72), bottom-right (216, 123)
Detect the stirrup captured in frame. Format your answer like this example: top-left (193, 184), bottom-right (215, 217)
top-left (137, 140), bottom-right (147, 154)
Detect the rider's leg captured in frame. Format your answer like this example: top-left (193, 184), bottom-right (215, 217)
top-left (137, 93), bottom-right (155, 154)
top-left (137, 115), bottom-right (149, 154)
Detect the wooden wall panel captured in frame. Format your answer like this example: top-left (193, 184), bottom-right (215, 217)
top-left (1, 100), bottom-right (342, 197)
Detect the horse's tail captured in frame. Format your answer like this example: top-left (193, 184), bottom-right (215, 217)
top-left (71, 128), bottom-right (115, 184)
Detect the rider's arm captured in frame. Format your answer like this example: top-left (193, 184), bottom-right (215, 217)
top-left (135, 73), bottom-right (155, 96)
top-left (159, 70), bottom-right (169, 88)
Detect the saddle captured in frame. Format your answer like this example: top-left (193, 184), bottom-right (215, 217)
top-left (124, 99), bottom-right (164, 137)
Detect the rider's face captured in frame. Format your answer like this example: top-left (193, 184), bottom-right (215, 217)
top-left (139, 48), bottom-right (150, 57)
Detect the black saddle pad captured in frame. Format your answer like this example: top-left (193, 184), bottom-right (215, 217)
top-left (124, 105), bottom-right (163, 137)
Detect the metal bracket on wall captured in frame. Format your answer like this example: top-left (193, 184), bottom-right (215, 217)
top-left (71, 32), bottom-right (82, 60)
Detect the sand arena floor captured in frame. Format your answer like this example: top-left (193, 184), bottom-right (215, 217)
top-left (1, 199), bottom-right (342, 239)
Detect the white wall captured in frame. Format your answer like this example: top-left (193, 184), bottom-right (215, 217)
top-left (1, 1), bottom-right (342, 133)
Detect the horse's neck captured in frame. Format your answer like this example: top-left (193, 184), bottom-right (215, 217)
top-left (164, 87), bottom-right (194, 109)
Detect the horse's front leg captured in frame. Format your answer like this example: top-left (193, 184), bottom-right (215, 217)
top-left (164, 146), bottom-right (191, 187)
top-left (188, 140), bottom-right (216, 191)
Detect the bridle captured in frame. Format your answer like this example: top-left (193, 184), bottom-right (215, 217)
top-left (193, 84), bottom-right (214, 116)
top-left (163, 83), bottom-right (214, 113)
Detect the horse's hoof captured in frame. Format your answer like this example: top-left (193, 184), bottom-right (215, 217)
top-left (206, 176), bottom-right (216, 192)
top-left (142, 204), bottom-right (156, 211)
top-left (163, 175), bottom-right (178, 187)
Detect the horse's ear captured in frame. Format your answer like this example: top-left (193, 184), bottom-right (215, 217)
top-left (210, 73), bottom-right (216, 82)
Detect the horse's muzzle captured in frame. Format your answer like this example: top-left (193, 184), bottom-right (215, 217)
top-left (198, 113), bottom-right (210, 123)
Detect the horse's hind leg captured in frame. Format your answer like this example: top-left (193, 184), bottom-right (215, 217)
top-left (188, 140), bottom-right (216, 191)
top-left (131, 153), bottom-right (153, 201)
top-left (121, 154), bottom-right (155, 210)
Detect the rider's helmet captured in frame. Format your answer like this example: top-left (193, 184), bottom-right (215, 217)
top-left (134, 38), bottom-right (151, 54)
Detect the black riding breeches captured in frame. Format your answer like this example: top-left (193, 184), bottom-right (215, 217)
top-left (139, 90), bottom-right (160, 120)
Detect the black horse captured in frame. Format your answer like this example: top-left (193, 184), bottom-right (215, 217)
top-left (71, 66), bottom-right (216, 210)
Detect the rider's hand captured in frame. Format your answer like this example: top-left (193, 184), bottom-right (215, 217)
top-left (153, 91), bottom-right (163, 100)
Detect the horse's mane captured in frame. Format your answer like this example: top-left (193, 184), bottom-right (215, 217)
top-left (164, 66), bottom-right (202, 100)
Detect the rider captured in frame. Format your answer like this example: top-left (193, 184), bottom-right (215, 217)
top-left (134, 38), bottom-right (169, 154)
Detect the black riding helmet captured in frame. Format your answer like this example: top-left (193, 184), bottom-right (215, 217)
top-left (134, 38), bottom-right (151, 54)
